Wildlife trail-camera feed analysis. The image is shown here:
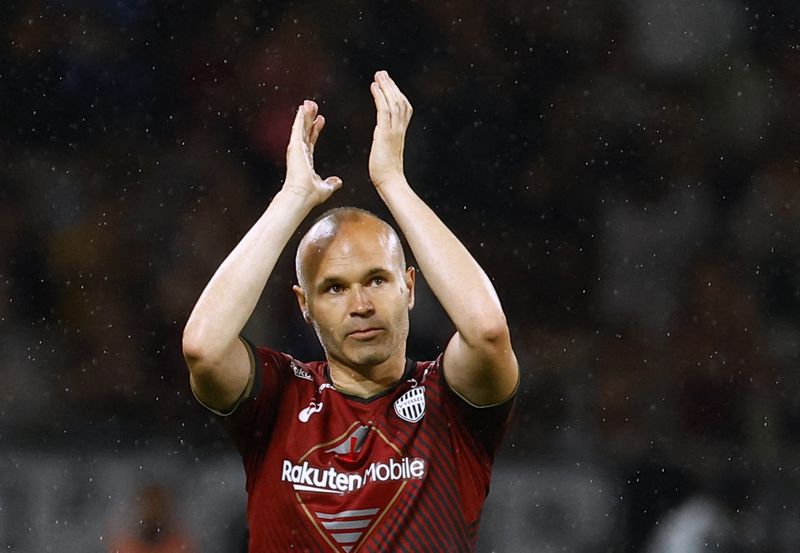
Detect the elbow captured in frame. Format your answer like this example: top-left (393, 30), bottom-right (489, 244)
top-left (182, 325), bottom-right (219, 375)
top-left (182, 332), bottom-right (205, 373)
top-left (182, 331), bottom-right (202, 365)
top-left (469, 314), bottom-right (511, 347)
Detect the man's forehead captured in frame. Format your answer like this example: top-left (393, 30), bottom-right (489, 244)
top-left (298, 217), bottom-right (404, 285)
top-left (304, 221), bottom-right (396, 264)
top-left (304, 216), bottom-right (387, 250)
top-left (302, 216), bottom-right (339, 245)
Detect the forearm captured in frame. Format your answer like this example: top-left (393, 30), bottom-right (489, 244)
top-left (183, 187), bottom-right (315, 361)
top-left (377, 178), bottom-right (508, 345)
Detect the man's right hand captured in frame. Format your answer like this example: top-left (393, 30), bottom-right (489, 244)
top-left (184, 100), bottom-right (341, 414)
top-left (283, 100), bottom-right (342, 204)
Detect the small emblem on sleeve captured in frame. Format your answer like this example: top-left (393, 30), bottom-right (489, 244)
top-left (290, 360), bottom-right (313, 381)
top-left (394, 386), bottom-right (426, 423)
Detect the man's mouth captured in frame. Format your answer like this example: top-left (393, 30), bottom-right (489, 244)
top-left (347, 328), bottom-right (383, 340)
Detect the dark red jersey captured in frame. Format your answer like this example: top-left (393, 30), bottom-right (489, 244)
top-left (218, 341), bottom-right (515, 553)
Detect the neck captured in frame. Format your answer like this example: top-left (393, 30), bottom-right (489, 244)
top-left (327, 348), bottom-right (407, 399)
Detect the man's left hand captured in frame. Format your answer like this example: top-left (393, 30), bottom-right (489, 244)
top-left (368, 70), bottom-right (413, 189)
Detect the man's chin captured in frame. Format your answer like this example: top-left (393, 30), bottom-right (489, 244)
top-left (335, 345), bottom-right (394, 370)
top-left (349, 351), bottom-right (392, 369)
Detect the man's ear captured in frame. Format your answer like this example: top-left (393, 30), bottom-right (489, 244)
top-left (405, 266), bottom-right (416, 310)
top-left (293, 285), bottom-right (311, 324)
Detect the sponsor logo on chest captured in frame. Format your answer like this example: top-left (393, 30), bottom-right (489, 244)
top-left (280, 421), bottom-right (428, 552)
top-left (281, 457), bottom-right (426, 494)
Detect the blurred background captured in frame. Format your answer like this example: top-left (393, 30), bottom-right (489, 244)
top-left (1, 0), bottom-right (798, 551)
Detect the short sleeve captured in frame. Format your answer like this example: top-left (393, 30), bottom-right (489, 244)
top-left (220, 339), bottom-right (292, 475)
top-left (439, 355), bottom-right (518, 457)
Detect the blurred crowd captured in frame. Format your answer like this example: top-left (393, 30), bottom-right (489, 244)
top-left (1, 0), bottom-right (799, 550)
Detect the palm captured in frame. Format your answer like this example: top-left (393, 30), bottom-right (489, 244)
top-left (284, 100), bottom-right (341, 204)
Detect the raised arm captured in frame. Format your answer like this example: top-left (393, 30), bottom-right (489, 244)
top-left (368, 71), bottom-right (518, 406)
top-left (182, 100), bottom-right (341, 412)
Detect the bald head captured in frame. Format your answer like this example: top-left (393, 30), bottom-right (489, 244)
top-left (295, 207), bottom-right (407, 292)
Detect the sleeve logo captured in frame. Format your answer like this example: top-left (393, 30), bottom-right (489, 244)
top-left (393, 386), bottom-right (426, 423)
top-left (290, 360), bottom-right (313, 381)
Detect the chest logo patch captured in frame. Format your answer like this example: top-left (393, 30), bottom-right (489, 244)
top-left (394, 386), bottom-right (426, 423)
top-left (284, 422), bottom-right (427, 552)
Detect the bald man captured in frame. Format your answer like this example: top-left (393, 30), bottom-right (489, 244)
top-left (183, 71), bottom-right (519, 553)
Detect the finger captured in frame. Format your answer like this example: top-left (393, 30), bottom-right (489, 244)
top-left (389, 77), bottom-right (413, 120)
top-left (395, 87), bottom-right (413, 117)
top-left (370, 81), bottom-right (390, 128)
top-left (376, 71), bottom-right (403, 106)
top-left (382, 71), bottom-right (412, 117)
top-left (376, 71), bottom-right (406, 128)
top-left (303, 100), bottom-right (318, 134)
top-left (309, 115), bottom-right (325, 150)
top-left (323, 176), bottom-right (343, 190)
top-left (290, 104), bottom-right (306, 141)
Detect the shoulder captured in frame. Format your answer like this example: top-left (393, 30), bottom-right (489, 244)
top-left (416, 354), bottom-right (517, 408)
top-left (219, 344), bottom-right (325, 443)
top-left (413, 355), bottom-right (441, 384)
top-left (417, 353), bottom-right (516, 453)
top-left (244, 339), bottom-right (324, 382)
top-left (228, 339), bottom-right (326, 412)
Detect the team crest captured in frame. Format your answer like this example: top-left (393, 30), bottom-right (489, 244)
top-left (394, 386), bottom-right (426, 423)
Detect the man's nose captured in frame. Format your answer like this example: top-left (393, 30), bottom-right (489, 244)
top-left (349, 286), bottom-right (375, 316)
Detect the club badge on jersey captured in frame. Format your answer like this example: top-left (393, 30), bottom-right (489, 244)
top-left (393, 385), bottom-right (426, 423)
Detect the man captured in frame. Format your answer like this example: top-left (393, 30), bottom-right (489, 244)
top-left (182, 71), bottom-right (519, 552)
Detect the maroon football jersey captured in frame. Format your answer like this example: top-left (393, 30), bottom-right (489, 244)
top-left (220, 342), bottom-right (515, 553)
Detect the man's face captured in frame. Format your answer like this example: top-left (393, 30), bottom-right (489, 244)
top-left (294, 219), bottom-right (415, 370)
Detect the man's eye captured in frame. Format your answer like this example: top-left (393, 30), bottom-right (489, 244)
top-left (371, 277), bottom-right (385, 286)
top-left (327, 284), bottom-right (343, 294)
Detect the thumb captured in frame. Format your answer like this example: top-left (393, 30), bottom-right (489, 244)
top-left (323, 176), bottom-right (343, 190)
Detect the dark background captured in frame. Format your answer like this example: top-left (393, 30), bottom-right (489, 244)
top-left (1, 0), bottom-right (799, 551)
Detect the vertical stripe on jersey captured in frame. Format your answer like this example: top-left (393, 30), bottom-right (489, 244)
top-left (370, 479), bottom-right (430, 553)
top-left (366, 386), bottom-right (461, 551)
top-left (417, 384), bottom-right (472, 545)
top-left (356, 479), bottom-right (407, 548)
top-left (385, 424), bottom-right (461, 548)
top-left (379, 388), bottom-right (471, 550)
